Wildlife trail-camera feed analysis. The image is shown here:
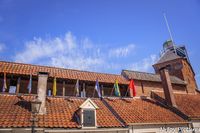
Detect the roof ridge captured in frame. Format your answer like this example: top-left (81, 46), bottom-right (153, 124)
top-left (154, 50), bottom-right (182, 65)
top-left (122, 69), bottom-right (185, 81)
top-left (122, 69), bottom-right (158, 76)
top-left (0, 60), bottom-right (123, 77)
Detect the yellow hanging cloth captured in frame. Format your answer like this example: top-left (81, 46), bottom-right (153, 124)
top-left (53, 77), bottom-right (57, 96)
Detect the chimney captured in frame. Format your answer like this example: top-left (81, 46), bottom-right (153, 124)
top-left (159, 67), bottom-right (176, 107)
top-left (37, 72), bottom-right (49, 114)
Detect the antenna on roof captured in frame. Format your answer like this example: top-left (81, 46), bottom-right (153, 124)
top-left (163, 12), bottom-right (177, 54)
top-left (163, 12), bottom-right (174, 43)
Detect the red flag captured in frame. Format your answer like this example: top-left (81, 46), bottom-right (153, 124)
top-left (129, 79), bottom-right (136, 97)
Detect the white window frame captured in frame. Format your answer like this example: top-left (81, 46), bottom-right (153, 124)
top-left (79, 98), bottom-right (98, 128)
top-left (81, 108), bottom-right (97, 128)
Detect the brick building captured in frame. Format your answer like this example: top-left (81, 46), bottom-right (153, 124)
top-left (0, 41), bottom-right (200, 133)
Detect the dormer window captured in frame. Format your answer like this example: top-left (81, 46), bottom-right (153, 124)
top-left (83, 110), bottom-right (95, 127)
top-left (79, 98), bottom-right (98, 128)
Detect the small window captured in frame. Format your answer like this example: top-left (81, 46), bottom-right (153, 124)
top-left (79, 98), bottom-right (98, 128)
top-left (83, 110), bottom-right (95, 127)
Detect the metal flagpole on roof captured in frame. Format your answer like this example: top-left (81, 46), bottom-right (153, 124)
top-left (101, 85), bottom-right (104, 98)
top-left (74, 79), bottom-right (79, 97)
top-left (2, 72), bottom-right (7, 92)
top-left (93, 87), bottom-right (96, 97)
top-left (27, 74), bottom-right (32, 94)
top-left (110, 86), bottom-right (114, 97)
top-left (163, 12), bottom-right (177, 55)
top-left (93, 79), bottom-right (97, 97)
top-left (94, 79), bottom-right (102, 98)
top-left (125, 87), bottom-right (129, 97)
top-left (83, 83), bottom-right (86, 97)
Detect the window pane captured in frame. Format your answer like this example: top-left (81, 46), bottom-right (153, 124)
top-left (83, 110), bottom-right (95, 127)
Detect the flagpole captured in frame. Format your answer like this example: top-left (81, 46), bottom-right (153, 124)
top-left (62, 81), bottom-right (65, 97)
top-left (83, 83), bottom-right (86, 97)
top-left (93, 79), bottom-right (97, 98)
top-left (163, 12), bottom-right (177, 55)
top-left (125, 87), bottom-right (129, 97)
top-left (110, 86), bottom-right (114, 97)
top-left (74, 79), bottom-right (79, 97)
top-left (94, 79), bottom-right (102, 98)
top-left (73, 79), bottom-right (76, 96)
top-left (73, 81), bottom-right (76, 96)
top-left (16, 77), bottom-right (21, 94)
top-left (3, 72), bottom-right (7, 92)
top-left (29, 69), bottom-right (32, 94)
top-left (93, 88), bottom-right (95, 97)
top-left (27, 74), bottom-right (32, 94)
top-left (101, 85), bottom-right (104, 97)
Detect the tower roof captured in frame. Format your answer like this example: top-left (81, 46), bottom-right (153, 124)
top-left (155, 50), bottom-right (182, 65)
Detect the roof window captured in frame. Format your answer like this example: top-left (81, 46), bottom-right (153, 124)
top-left (78, 98), bottom-right (98, 128)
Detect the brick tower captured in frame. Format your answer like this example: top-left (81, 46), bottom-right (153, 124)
top-left (153, 40), bottom-right (198, 93)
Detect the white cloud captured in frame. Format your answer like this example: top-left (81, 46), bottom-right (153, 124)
top-left (109, 44), bottom-right (135, 58)
top-left (81, 38), bottom-right (93, 49)
top-left (14, 32), bottom-right (106, 71)
top-left (15, 32), bottom-right (76, 63)
top-left (128, 54), bottom-right (158, 72)
top-left (14, 32), bottom-right (157, 73)
top-left (51, 56), bottom-right (104, 70)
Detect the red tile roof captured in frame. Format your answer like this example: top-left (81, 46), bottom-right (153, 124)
top-left (104, 97), bottom-right (186, 124)
top-left (152, 91), bottom-right (200, 119)
top-left (0, 61), bottom-right (128, 85)
top-left (0, 93), bottom-right (187, 128)
top-left (93, 99), bottom-right (123, 127)
top-left (0, 94), bottom-right (123, 128)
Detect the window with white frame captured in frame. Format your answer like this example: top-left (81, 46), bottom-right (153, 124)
top-left (83, 109), bottom-right (95, 127)
top-left (79, 98), bottom-right (98, 128)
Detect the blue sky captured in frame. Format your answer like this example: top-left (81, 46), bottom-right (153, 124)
top-left (0, 0), bottom-right (199, 87)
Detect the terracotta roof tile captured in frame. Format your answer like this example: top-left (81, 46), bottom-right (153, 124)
top-left (0, 93), bottom-right (187, 128)
top-left (0, 94), bottom-right (123, 128)
top-left (93, 99), bottom-right (122, 127)
top-left (0, 61), bottom-right (128, 85)
top-left (153, 91), bottom-right (200, 119)
top-left (104, 97), bottom-right (185, 124)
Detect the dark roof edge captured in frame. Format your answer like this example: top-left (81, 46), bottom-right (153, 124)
top-left (122, 69), bottom-right (157, 76)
